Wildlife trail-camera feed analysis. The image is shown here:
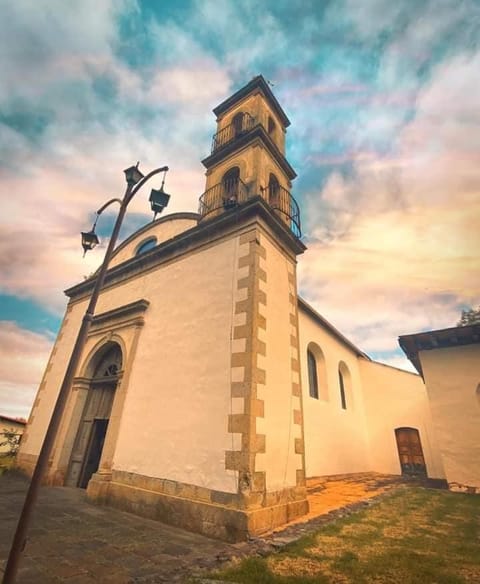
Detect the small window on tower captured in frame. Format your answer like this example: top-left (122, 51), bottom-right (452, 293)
top-left (232, 112), bottom-right (244, 136)
top-left (222, 167), bottom-right (240, 209)
top-left (268, 173), bottom-right (280, 207)
top-left (267, 116), bottom-right (276, 137)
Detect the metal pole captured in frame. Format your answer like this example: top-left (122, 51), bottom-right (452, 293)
top-left (2, 187), bottom-right (130, 584)
top-left (2, 175), bottom-right (144, 584)
top-left (2, 163), bottom-right (168, 583)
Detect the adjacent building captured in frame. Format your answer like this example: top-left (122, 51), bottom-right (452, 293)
top-left (399, 324), bottom-right (480, 493)
top-left (0, 415), bottom-right (26, 456)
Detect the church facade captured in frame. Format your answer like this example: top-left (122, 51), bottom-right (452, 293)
top-left (18, 76), bottom-right (470, 541)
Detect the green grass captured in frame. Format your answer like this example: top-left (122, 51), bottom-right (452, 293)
top-left (207, 487), bottom-right (480, 583)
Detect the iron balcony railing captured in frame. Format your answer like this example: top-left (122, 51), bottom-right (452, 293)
top-left (198, 181), bottom-right (302, 238)
top-left (211, 113), bottom-right (255, 153)
top-left (262, 184), bottom-right (302, 238)
top-left (198, 178), bottom-right (249, 217)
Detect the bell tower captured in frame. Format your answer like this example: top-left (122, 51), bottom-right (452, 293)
top-left (199, 75), bottom-right (300, 237)
top-left (194, 76), bottom-right (309, 536)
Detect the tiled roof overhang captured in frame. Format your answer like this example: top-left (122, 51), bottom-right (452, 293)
top-left (399, 324), bottom-right (480, 376)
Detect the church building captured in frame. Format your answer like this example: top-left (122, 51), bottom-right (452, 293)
top-left (17, 76), bottom-right (478, 541)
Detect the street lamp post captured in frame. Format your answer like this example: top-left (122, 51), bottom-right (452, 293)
top-left (2, 164), bottom-right (170, 584)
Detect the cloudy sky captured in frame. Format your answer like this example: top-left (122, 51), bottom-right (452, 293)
top-left (1, 0), bottom-right (479, 418)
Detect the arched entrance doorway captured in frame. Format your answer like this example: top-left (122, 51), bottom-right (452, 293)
top-left (395, 427), bottom-right (427, 476)
top-left (66, 343), bottom-right (122, 488)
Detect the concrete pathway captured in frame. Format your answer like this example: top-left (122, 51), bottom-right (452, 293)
top-left (0, 473), bottom-right (240, 583)
top-left (0, 472), bottom-right (406, 583)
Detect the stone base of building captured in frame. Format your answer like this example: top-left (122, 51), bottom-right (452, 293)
top-left (15, 452), bottom-right (38, 478)
top-left (87, 470), bottom-right (309, 542)
top-left (15, 453), bottom-right (68, 487)
top-left (448, 481), bottom-right (479, 495)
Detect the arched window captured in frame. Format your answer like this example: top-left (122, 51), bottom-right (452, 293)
top-left (135, 237), bottom-right (157, 256)
top-left (232, 112), bottom-right (244, 136)
top-left (93, 344), bottom-right (122, 379)
top-left (307, 349), bottom-right (318, 399)
top-left (339, 371), bottom-right (347, 409)
top-left (267, 115), bottom-right (276, 137)
top-left (338, 361), bottom-right (352, 410)
top-left (268, 173), bottom-right (280, 207)
top-left (222, 167), bottom-right (240, 208)
top-left (307, 342), bottom-right (328, 400)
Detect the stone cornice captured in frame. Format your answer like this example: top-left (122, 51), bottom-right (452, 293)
top-left (213, 75), bottom-right (291, 128)
top-left (65, 198), bottom-right (306, 302)
top-left (201, 125), bottom-right (297, 181)
top-left (90, 299), bottom-right (150, 331)
top-left (109, 212), bottom-right (200, 264)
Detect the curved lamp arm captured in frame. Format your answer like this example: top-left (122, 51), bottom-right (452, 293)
top-left (96, 197), bottom-right (122, 215)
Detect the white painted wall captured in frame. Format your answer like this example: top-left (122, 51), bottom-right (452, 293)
top-left (360, 360), bottom-right (445, 479)
top-left (22, 232), bottom-right (243, 494)
top-left (298, 307), bottom-right (371, 477)
top-left (420, 344), bottom-right (480, 487)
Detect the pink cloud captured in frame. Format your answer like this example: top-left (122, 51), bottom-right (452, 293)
top-left (0, 322), bottom-right (53, 418)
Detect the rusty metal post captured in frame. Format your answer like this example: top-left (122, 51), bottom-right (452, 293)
top-left (2, 166), bottom-right (168, 584)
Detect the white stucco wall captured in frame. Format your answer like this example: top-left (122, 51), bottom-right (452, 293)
top-left (20, 305), bottom-right (86, 457)
top-left (22, 233), bottom-right (244, 494)
top-left (419, 344), bottom-right (480, 488)
top-left (360, 360), bottom-right (445, 479)
top-left (298, 306), bottom-right (370, 477)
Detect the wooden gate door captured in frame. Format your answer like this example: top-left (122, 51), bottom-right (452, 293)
top-left (395, 427), bottom-right (426, 476)
top-left (65, 382), bottom-right (115, 487)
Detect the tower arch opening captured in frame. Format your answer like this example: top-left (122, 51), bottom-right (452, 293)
top-left (222, 166), bottom-right (241, 208)
top-left (232, 112), bottom-right (245, 137)
top-left (268, 173), bottom-right (280, 207)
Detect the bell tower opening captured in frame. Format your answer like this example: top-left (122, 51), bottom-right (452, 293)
top-left (232, 112), bottom-right (244, 137)
top-left (222, 166), bottom-right (240, 209)
top-left (267, 115), bottom-right (276, 138)
top-left (268, 173), bottom-right (280, 206)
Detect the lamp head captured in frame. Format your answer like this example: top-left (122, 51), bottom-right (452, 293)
top-left (149, 186), bottom-right (170, 217)
top-left (81, 229), bottom-right (99, 257)
top-left (124, 163), bottom-right (144, 186)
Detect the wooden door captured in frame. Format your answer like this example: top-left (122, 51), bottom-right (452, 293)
top-left (78, 418), bottom-right (109, 488)
top-left (65, 383), bottom-right (115, 487)
top-left (395, 427), bottom-right (426, 476)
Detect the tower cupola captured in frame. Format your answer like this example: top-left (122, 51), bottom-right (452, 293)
top-left (198, 75), bottom-right (301, 237)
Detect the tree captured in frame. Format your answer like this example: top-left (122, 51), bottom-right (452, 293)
top-left (457, 306), bottom-right (480, 326)
top-left (0, 428), bottom-right (21, 457)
